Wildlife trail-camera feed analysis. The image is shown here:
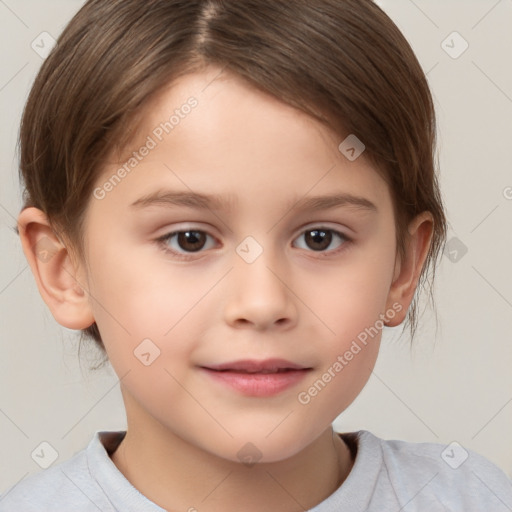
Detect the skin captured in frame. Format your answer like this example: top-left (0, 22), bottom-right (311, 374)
top-left (18, 65), bottom-right (433, 511)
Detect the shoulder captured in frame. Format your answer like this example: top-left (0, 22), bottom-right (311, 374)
top-left (357, 430), bottom-right (512, 510)
top-left (0, 434), bottom-right (117, 512)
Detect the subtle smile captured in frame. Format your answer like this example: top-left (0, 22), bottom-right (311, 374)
top-left (199, 359), bottom-right (312, 397)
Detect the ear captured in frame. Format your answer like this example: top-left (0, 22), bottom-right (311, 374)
top-left (17, 207), bottom-right (95, 330)
top-left (385, 211), bottom-right (433, 327)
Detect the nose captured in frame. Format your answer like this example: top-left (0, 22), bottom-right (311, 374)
top-left (223, 242), bottom-right (297, 331)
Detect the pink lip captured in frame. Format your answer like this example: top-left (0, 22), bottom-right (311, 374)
top-left (200, 359), bottom-right (311, 397)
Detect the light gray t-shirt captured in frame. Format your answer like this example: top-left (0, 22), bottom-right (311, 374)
top-left (1, 430), bottom-right (511, 511)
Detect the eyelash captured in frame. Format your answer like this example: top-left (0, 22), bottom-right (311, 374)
top-left (155, 226), bottom-right (352, 261)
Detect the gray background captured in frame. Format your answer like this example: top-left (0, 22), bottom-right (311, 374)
top-left (1, 0), bottom-right (511, 491)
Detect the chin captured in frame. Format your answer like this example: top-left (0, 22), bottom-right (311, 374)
top-left (205, 430), bottom-right (317, 466)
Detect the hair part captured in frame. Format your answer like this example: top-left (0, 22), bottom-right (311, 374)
top-left (18, 0), bottom-right (447, 366)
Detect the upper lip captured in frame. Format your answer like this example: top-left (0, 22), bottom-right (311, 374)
top-left (202, 358), bottom-right (310, 373)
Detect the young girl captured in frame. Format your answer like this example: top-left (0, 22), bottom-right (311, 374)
top-left (2, 0), bottom-right (511, 510)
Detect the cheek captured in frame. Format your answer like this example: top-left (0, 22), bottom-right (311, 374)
top-left (294, 277), bottom-right (386, 430)
top-left (84, 238), bottom-right (210, 363)
top-left (319, 241), bottom-right (396, 336)
top-left (296, 237), bottom-right (396, 408)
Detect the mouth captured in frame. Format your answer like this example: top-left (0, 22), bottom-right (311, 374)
top-left (203, 358), bottom-right (310, 372)
top-left (199, 359), bottom-right (312, 397)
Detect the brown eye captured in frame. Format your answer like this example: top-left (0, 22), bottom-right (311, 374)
top-left (293, 227), bottom-right (348, 254)
top-left (304, 229), bottom-right (332, 251)
top-left (176, 231), bottom-right (207, 252)
top-left (160, 230), bottom-right (214, 255)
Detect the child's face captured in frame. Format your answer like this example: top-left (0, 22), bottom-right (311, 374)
top-left (81, 66), bottom-right (403, 462)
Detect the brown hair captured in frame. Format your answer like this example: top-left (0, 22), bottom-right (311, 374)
top-left (18, 0), bottom-right (447, 366)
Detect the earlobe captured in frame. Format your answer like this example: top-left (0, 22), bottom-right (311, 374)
top-left (17, 207), bottom-right (95, 330)
top-left (385, 212), bottom-right (434, 327)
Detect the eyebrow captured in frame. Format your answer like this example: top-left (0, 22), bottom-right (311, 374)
top-left (130, 189), bottom-right (377, 213)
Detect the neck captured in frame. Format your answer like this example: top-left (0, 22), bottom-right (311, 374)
top-left (111, 414), bottom-right (354, 511)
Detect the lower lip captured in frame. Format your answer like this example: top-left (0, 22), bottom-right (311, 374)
top-left (200, 368), bottom-right (310, 397)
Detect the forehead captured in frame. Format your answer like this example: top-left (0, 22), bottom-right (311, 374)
top-left (134, 66), bottom-right (340, 159)
top-left (93, 66), bottom-right (392, 217)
